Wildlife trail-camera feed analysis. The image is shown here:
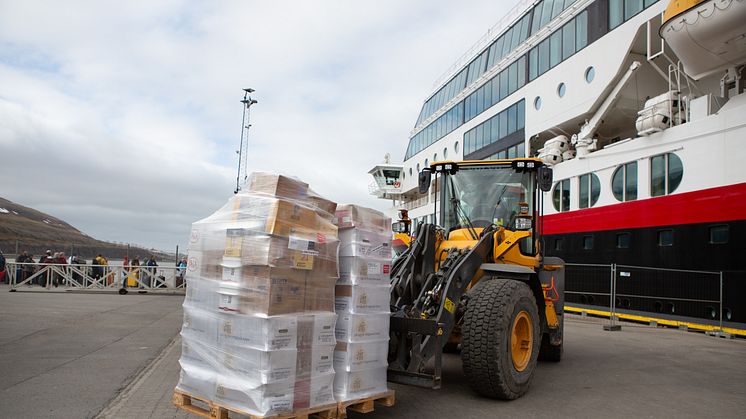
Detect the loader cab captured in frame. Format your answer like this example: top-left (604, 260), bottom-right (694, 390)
top-left (420, 159), bottom-right (550, 255)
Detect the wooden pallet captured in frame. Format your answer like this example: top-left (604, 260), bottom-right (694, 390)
top-left (336, 390), bottom-right (396, 419)
top-left (172, 390), bottom-right (338, 419)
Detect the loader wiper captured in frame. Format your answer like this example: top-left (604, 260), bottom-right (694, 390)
top-left (449, 178), bottom-right (478, 240)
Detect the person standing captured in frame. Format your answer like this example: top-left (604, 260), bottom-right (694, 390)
top-left (0, 250), bottom-right (6, 285)
top-left (15, 251), bottom-right (31, 285)
top-left (131, 256), bottom-right (141, 288)
top-left (145, 255), bottom-right (158, 288)
top-left (176, 257), bottom-right (187, 287)
top-left (38, 251), bottom-right (52, 286)
top-left (121, 256), bottom-right (130, 288)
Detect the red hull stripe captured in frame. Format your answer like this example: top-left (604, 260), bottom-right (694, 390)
top-left (542, 182), bottom-right (746, 235)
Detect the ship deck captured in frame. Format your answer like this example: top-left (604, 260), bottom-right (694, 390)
top-left (1, 285), bottom-right (744, 418)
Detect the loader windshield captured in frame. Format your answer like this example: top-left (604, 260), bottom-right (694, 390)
top-left (441, 164), bottom-right (534, 234)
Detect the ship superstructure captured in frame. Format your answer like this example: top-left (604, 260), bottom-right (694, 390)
top-left (370, 0), bottom-right (746, 324)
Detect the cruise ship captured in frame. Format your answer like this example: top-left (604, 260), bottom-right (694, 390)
top-left (369, 0), bottom-right (746, 324)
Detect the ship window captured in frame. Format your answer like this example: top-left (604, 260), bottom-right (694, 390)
top-left (443, 147), bottom-right (448, 159)
top-left (549, 31), bottom-right (562, 68)
top-left (455, 141), bottom-right (459, 153)
top-left (554, 238), bottom-right (563, 251)
top-left (579, 173), bottom-right (600, 208)
top-left (644, 0), bottom-right (656, 6)
top-left (538, 39), bottom-right (550, 74)
top-left (585, 66), bottom-right (595, 83)
top-left (552, 179), bottom-right (571, 212)
top-left (434, 153), bottom-right (438, 162)
top-left (616, 233), bottom-right (631, 249)
top-left (576, 11), bottom-right (588, 50)
top-left (709, 225), bottom-right (729, 244)
top-left (658, 229), bottom-right (673, 247)
top-left (557, 82), bottom-right (566, 98)
top-left (612, 161), bottom-right (638, 202)
top-left (651, 153), bottom-right (683, 197)
top-left (529, 48), bottom-right (538, 81)
top-left (534, 96), bottom-right (542, 110)
top-left (540, 0), bottom-right (553, 26)
top-left (582, 235), bottom-right (594, 250)
top-left (625, 0), bottom-right (644, 20)
top-left (409, 168), bottom-right (413, 176)
top-left (424, 159), bottom-right (429, 168)
top-left (562, 21), bottom-right (575, 60)
top-left (551, 0), bottom-right (565, 18)
top-left (609, 0), bottom-right (624, 29)
top-left (531, 1), bottom-right (544, 34)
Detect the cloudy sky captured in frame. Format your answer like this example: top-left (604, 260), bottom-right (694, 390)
top-left (0, 0), bottom-right (520, 251)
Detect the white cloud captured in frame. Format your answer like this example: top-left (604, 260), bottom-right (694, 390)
top-left (0, 0), bottom-right (519, 250)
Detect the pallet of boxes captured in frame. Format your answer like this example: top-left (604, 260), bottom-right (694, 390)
top-left (333, 205), bottom-right (395, 419)
top-left (173, 173), bottom-right (395, 419)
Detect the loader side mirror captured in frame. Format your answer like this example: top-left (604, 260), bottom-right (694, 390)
top-left (418, 170), bottom-right (431, 194)
top-left (392, 221), bottom-right (409, 234)
top-left (538, 166), bottom-right (553, 192)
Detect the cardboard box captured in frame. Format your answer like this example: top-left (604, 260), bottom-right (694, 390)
top-left (224, 198), bottom-right (318, 245)
top-left (218, 345), bottom-right (297, 383)
top-left (307, 195), bottom-right (337, 220)
top-left (183, 278), bottom-right (219, 312)
top-left (215, 375), bottom-right (294, 417)
top-left (181, 335), bottom-right (216, 367)
top-left (334, 340), bottom-right (389, 372)
top-left (334, 204), bottom-right (391, 232)
top-left (247, 172), bottom-right (309, 201)
top-left (181, 306), bottom-right (219, 347)
top-left (293, 372), bottom-right (335, 410)
top-left (333, 367), bottom-right (388, 401)
top-left (217, 313), bottom-right (298, 350)
top-left (338, 256), bottom-right (391, 286)
top-left (335, 313), bottom-right (390, 343)
top-left (177, 359), bottom-right (216, 402)
top-left (235, 232), bottom-right (338, 271)
top-left (304, 274), bottom-right (336, 312)
top-left (186, 250), bottom-right (223, 280)
top-left (297, 312), bottom-right (337, 348)
top-left (335, 285), bottom-right (390, 314)
top-left (338, 228), bottom-right (392, 258)
top-left (296, 344), bottom-right (335, 378)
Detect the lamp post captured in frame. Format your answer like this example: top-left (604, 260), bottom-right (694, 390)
top-left (235, 88), bottom-right (258, 194)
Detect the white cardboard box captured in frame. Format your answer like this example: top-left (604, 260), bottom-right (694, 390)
top-left (176, 359), bottom-right (216, 402)
top-left (181, 306), bottom-right (219, 348)
top-left (338, 228), bottom-right (391, 258)
top-left (297, 344), bottom-right (335, 378)
top-left (334, 339), bottom-right (389, 372)
top-left (297, 312), bottom-right (337, 348)
top-left (333, 367), bottom-right (388, 401)
top-left (335, 285), bottom-right (390, 314)
top-left (215, 375), bottom-right (294, 417)
top-left (217, 345), bottom-right (297, 383)
top-left (217, 313), bottom-right (298, 350)
top-left (338, 256), bottom-right (391, 286)
top-left (335, 313), bottom-right (390, 343)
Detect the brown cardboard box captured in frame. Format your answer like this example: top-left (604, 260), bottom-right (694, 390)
top-left (236, 232), bottom-right (338, 271)
top-left (334, 204), bottom-right (391, 232)
top-left (247, 172), bottom-right (309, 200)
top-left (187, 249), bottom-right (223, 280)
top-left (304, 274), bottom-right (337, 312)
top-left (241, 266), bottom-right (307, 316)
top-left (307, 195), bottom-right (337, 220)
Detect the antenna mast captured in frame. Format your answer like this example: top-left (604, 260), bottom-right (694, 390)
top-left (235, 88), bottom-right (258, 194)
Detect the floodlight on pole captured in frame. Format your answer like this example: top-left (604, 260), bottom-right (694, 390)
top-left (234, 88), bottom-right (258, 194)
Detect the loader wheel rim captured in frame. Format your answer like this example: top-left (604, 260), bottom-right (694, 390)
top-left (511, 310), bottom-right (533, 372)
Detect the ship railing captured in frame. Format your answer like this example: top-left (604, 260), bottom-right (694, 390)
top-left (4, 262), bottom-right (186, 293)
top-left (564, 263), bottom-right (733, 337)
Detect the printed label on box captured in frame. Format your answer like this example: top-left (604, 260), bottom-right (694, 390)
top-left (292, 251), bottom-right (314, 270)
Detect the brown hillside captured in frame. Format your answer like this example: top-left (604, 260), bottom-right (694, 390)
top-left (0, 197), bottom-right (171, 261)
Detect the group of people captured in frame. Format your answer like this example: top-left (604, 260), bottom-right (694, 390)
top-left (0, 250), bottom-right (189, 288)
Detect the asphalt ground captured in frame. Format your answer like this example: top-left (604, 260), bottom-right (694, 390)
top-left (0, 285), bottom-right (184, 418)
top-left (1, 286), bottom-right (745, 418)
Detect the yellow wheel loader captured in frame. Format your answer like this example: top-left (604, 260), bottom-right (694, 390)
top-left (388, 158), bottom-right (564, 399)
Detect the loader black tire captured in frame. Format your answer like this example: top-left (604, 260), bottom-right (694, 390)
top-left (462, 277), bottom-right (540, 400)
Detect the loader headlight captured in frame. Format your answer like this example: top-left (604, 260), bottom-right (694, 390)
top-left (514, 217), bottom-right (532, 230)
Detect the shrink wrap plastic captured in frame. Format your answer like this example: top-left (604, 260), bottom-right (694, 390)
top-left (332, 204), bottom-right (392, 401)
top-left (177, 172), bottom-right (340, 417)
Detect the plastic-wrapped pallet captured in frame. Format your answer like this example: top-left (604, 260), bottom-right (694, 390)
top-left (332, 204), bottom-right (392, 402)
top-left (176, 172), bottom-right (339, 417)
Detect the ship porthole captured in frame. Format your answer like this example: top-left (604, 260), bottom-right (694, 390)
top-left (585, 66), bottom-right (595, 83)
top-left (557, 83), bottom-right (566, 98)
top-left (417, 163), bottom-right (420, 173)
top-left (454, 141), bottom-right (459, 153)
top-left (443, 147), bottom-right (448, 159)
top-left (534, 96), bottom-right (542, 110)
top-left (409, 167), bottom-right (413, 176)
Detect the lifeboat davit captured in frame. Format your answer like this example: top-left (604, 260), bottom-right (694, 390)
top-left (660, 0), bottom-right (746, 80)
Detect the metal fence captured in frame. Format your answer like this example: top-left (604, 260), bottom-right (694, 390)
top-left (565, 263), bottom-right (732, 334)
top-left (4, 262), bottom-right (186, 292)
